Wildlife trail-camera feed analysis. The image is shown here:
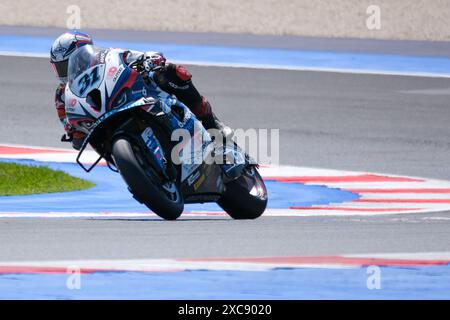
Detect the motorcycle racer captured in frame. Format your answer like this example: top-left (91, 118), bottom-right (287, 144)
top-left (50, 31), bottom-right (231, 150)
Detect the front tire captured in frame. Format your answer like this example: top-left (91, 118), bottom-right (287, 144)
top-left (218, 167), bottom-right (268, 219)
top-left (112, 137), bottom-right (184, 220)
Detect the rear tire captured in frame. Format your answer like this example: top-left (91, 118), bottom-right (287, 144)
top-left (218, 167), bottom-right (268, 219)
top-left (112, 137), bottom-right (184, 220)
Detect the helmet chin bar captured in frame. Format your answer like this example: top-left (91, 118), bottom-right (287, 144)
top-left (52, 59), bottom-right (68, 79)
top-left (50, 63), bottom-right (66, 83)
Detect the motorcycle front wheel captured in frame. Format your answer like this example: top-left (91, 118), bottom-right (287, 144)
top-left (218, 166), bottom-right (268, 219)
top-left (112, 136), bottom-right (184, 220)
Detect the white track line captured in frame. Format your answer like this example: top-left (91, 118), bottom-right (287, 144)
top-left (2, 251), bottom-right (449, 273)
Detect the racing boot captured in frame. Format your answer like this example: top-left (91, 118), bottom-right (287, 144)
top-left (200, 113), bottom-right (245, 180)
top-left (200, 112), bottom-right (233, 139)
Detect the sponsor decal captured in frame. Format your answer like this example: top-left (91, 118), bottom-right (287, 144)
top-left (69, 99), bottom-right (77, 107)
top-left (98, 50), bottom-right (107, 64)
top-left (131, 87), bottom-right (147, 96)
top-left (65, 98), bottom-right (78, 112)
top-left (107, 66), bottom-right (118, 78)
top-left (187, 170), bottom-right (201, 186)
top-left (168, 82), bottom-right (189, 90)
top-left (53, 46), bottom-right (66, 54)
top-left (112, 65), bottom-right (125, 82)
top-left (141, 127), bottom-right (153, 143)
top-left (181, 163), bottom-right (200, 181)
top-left (193, 174), bottom-right (206, 190)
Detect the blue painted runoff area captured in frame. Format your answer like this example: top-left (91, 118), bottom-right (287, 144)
top-left (0, 159), bottom-right (357, 213)
top-left (0, 265), bottom-right (449, 299)
top-left (1, 35), bottom-right (450, 76)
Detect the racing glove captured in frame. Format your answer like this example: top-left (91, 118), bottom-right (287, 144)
top-left (142, 51), bottom-right (166, 72)
top-left (71, 132), bottom-right (85, 151)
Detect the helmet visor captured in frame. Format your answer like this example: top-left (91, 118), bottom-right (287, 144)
top-left (52, 59), bottom-right (68, 79)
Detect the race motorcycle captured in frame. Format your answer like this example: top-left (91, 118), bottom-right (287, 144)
top-left (63, 45), bottom-right (267, 220)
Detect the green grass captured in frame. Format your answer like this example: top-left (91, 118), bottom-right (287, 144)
top-left (0, 162), bottom-right (95, 196)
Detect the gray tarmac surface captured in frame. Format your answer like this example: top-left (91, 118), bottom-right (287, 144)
top-left (0, 214), bottom-right (450, 261)
top-left (0, 55), bottom-right (450, 261)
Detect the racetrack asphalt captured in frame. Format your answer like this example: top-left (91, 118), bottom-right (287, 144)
top-left (1, 55), bottom-right (450, 261)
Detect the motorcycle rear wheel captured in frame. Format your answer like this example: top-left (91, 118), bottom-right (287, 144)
top-left (112, 137), bottom-right (184, 220)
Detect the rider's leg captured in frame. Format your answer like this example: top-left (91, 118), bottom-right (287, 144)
top-left (155, 64), bottom-right (231, 135)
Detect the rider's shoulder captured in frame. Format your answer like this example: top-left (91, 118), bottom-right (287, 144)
top-left (107, 47), bottom-right (127, 53)
top-left (107, 47), bottom-right (142, 55)
top-left (106, 48), bottom-right (142, 61)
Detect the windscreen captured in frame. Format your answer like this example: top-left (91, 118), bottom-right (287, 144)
top-left (68, 45), bottom-right (106, 97)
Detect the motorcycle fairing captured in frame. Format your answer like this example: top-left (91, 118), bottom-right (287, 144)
top-left (67, 46), bottom-right (221, 197)
top-left (65, 48), bottom-right (147, 134)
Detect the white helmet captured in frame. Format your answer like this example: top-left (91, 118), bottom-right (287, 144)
top-left (50, 31), bottom-right (93, 83)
